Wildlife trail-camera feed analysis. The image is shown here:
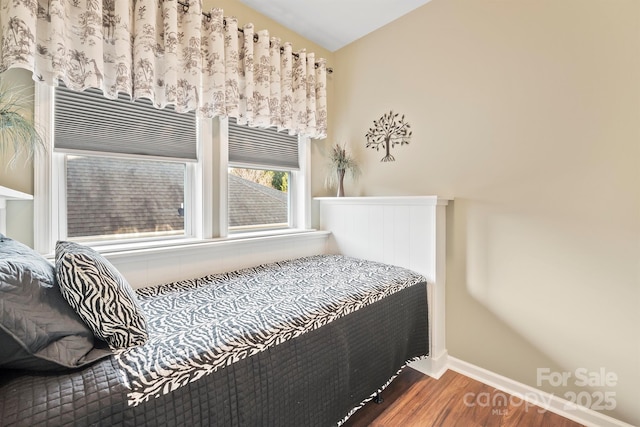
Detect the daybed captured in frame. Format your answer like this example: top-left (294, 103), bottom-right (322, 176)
top-left (0, 235), bottom-right (428, 426)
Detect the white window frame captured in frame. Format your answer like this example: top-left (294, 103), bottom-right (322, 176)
top-left (33, 84), bottom-right (310, 255)
top-left (216, 117), bottom-right (310, 237)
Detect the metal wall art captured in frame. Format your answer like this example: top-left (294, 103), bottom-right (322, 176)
top-left (365, 110), bottom-right (412, 162)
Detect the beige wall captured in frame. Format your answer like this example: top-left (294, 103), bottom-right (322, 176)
top-left (323, 0), bottom-right (640, 424)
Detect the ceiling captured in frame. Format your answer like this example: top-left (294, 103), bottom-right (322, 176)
top-left (238, 0), bottom-right (433, 52)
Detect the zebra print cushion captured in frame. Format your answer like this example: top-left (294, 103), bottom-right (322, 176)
top-left (55, 241), bottom-right (148, 349)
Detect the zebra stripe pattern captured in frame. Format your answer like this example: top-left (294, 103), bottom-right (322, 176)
top-left (115, 254), bottom-right (427, 406)
top-left (55, 241), bottom-right (148, 350)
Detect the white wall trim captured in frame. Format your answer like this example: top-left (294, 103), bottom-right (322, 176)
top-left (33, 82), bottom-right (54, 254)
top-left (447, 357), bottom-right (634, 427)
top-left (314, 195), bottom-right (449, 206)
top-left (215, 117), bottom-right (229, 238)
top-left (409, 350), bottom-right (449, 379)
top-left (194, 117), bottom-right (214, 240)
top-left (292, 136), bottom-right (312, 230)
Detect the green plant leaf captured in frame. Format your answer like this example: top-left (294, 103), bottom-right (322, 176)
top-left (0, 77), bottom-right (46, 168)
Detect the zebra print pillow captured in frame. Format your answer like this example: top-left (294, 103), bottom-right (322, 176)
top-left (55, 241), bottom-right (148, 350)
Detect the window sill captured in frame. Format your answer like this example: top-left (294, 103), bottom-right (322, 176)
top-left (225, 227), bottom-right (316, 240)
top-left (46, 229), bottom-right (330, 288)
top-left (46, 229), bottom-right (328, 260)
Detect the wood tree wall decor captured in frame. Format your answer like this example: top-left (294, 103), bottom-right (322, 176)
top-left (365, 110), bottom-right (412, 162)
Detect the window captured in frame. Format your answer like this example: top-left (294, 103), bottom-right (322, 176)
top-left (34, 84), bottom-right (310, 254)
top-left (65, 156), bottom-right (186, 241)
top-left (227, 118), bottom-right (299, 233)
top-left (48, 85), bottom-right (197, 245)
top-left (228, 167), bottom-right (289, 232)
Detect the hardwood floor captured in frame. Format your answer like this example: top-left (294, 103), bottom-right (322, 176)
top-left (343, 368), bottom-right (584, 427)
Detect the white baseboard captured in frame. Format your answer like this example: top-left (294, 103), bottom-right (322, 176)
top-left (447, 357), bottom-right (633, 427)
top-left (409, 350), bottom-right (449, 379)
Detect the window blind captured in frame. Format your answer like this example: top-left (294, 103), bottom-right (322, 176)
top-left (54, 86), bottom-right (197, 161)
top-left (228, 118), bottom-right (299, 170)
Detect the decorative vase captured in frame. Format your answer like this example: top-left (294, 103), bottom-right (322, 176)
top-left (337, 168), bottom-right (346, 197)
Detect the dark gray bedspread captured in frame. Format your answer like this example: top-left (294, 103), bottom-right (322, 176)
top-left (0, 255), bottom-right (428, 426)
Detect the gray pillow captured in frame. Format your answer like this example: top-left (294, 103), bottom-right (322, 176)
top-left (0, 235), bottom-right (111, 371)
top-left (55, 241), bottom-right (148, 349)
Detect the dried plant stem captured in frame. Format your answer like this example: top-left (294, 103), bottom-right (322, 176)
top-left (325, 143), bottom-right (360, 193)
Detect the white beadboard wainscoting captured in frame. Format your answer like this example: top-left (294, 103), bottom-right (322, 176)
top-left (315, 196), bottom-right (450, 378)
top-left (104, 231), bottom-right (330, 289)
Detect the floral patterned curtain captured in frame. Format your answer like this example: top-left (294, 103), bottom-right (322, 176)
top-left (0, 0), bottom-right (327, 138)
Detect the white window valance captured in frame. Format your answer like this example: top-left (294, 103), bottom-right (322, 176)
top-left (0, 2), bottom-right (327, 139)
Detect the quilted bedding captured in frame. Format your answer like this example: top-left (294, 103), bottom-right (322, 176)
top-left (0, 254), bottom-right (429, 426)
